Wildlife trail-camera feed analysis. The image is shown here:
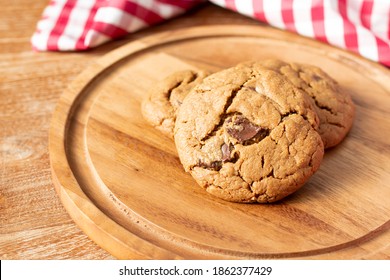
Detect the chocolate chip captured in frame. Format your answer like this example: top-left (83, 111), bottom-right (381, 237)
top-left (312, 74), bottom-right (322, 81)
top-left (196, 159), bottom-right (222, 171)
top-left (225, 115), bottom-right (268, 144)
top-left (221, 143), bottom-right (232, 161)
top-left (243, 129), bottom-right (269, 145)
top-left (209, 161), bottom-right (222, 170)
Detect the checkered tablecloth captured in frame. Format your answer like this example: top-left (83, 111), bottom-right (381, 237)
top-left (31, 0), bottom-right (390, 66)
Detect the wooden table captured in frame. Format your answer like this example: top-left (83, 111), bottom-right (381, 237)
top-left (0, 0), bottom-right (261, 260)
top-left (1, 1), bottom-right (389, 260)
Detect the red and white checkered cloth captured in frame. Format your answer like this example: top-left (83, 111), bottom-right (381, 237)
top-left (31, 0), bottom-right (390, 67)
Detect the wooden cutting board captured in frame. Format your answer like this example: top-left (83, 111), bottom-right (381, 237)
top-left (49, 25), bottom-right (390, 259)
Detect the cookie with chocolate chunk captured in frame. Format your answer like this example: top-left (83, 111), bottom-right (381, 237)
top-left (142, 69), bottom-right (209, 138)
top-left (174, 63), bottom-right (324, 203)
top-left (248, 59), bottom-right (355, 148)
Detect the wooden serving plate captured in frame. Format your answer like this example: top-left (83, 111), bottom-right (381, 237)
top-left (49, 25), bottom-right (390, 259)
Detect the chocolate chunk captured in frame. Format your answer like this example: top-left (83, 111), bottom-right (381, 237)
top-left (221, 143), bottom-right (240, 163)
top-left (209, 161), bottom-right (222, 170)
top-left (243, 130), bottom-right (269, 145)
top-left (226, 115), bottom-right (268, 144)
top-left (312, 74), bottom-right (322, 81)
top-left (221, 143), bottom-right (231, 161)
top-left (196, 159), bottom-right (222, 171)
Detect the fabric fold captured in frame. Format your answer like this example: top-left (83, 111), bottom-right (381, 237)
top-left (31, 0), bottom-right (390, 67)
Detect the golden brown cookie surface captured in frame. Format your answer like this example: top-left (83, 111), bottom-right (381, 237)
top-left (174, 63), bottom-right (324, 203)
top-left (141, 69), bottom-right (209, 138)
top-left (253, 59), bottom-right (355, 148)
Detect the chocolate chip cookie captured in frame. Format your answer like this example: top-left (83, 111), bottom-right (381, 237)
top-left (174, 63), bottom-right (324, 203)
top-left (248, 59), bottom-right (355, 148)
top-left (141, 69), bottom-right (209, 138)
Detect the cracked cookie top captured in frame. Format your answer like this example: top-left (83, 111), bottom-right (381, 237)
top-left (141, 69), bottom-right (209, 138)
top-left (174, 63), bottom-right (324, 203)
top-left (247, 59), bottom-right (356, 148)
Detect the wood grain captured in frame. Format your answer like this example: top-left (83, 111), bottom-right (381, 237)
top-left (49, 25), bottom-right (390, 259)
top-left (0, 1), bottom-right (261, 260)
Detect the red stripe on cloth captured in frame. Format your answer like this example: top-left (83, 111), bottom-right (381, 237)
top-left (108, 0), bottom-right (164, 25)
top-left (47, 0), bottom-right (77, 51)
top-left (388, 13), bottom-right (390, 43)
top-left (224, 0), bottom-right (237, 11)
top-left (338, 0), bottom-right (358, 53)
top-left (311, 0), bottom-right (328, 44)
top-left (342, 22), bottom-right (359, 53)
top-left (91, 21), bottom-right (129, 39)
top-left (157, 0), bottom-right (205, 10)
top-left (360, 0), bottom-right (373, 29)
top-left (376, 37), bottom-right (390, 67)
top-left (252, 0), bottom-right (266, 22)
top-left (75, 1), bottom-right (104, 50)
top-left (281, 0), bottom-right (296, 32)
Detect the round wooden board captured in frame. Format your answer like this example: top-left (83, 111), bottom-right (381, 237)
top-left (49, 25), bottom-right (390, 259)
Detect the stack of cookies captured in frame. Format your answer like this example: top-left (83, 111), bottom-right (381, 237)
top-left (142, 59), bottom-right (355, 203)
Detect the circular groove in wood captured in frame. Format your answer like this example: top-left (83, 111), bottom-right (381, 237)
top-left (49, 25), bottom-right (390, 259)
